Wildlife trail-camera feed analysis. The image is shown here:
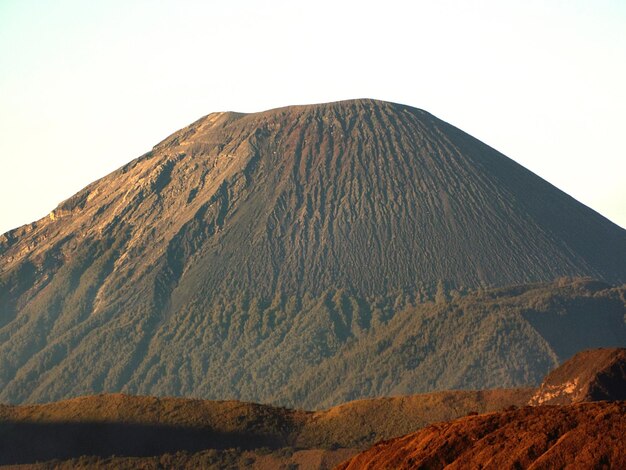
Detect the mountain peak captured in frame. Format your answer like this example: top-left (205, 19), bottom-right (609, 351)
top-left (1, 100), bottom-right (625, 405)
top-left (5, 99), bottom-right (623, 293)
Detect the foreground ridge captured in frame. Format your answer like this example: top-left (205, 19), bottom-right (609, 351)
top-left (0, 388), bottom-right (532, 467)
top-left (337, 402), bottom-right (626, 470)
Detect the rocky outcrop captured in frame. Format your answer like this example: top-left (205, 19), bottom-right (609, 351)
top-left (529, 348), bottom-right (626, 405)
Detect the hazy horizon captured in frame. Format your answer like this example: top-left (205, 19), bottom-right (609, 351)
top-left (1, 0), bottom-right (625, 234)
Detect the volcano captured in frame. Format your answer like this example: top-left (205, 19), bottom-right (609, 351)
top-left (1, 99), bottom-right (625, 406)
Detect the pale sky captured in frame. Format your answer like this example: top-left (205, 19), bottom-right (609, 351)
top-left (1, 0), bottom-right (625, 235)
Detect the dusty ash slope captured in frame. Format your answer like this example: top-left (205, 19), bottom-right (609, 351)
top-left (1, 99), bottom-right (625, 405)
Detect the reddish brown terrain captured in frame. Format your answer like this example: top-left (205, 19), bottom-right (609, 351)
top-left (0, 389), bottom-right (531, 468)
top-left (337, 402), bottom-right (626, 470)
top-left (1, 350), bottom-right (625, 468)
top-left (529, 348), bottom-right (626, 405)
top-left (337, 348), bottom-right (626, 470)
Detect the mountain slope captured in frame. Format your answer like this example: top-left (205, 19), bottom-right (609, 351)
top-left (0, 389), bottom-right (532, 468)
top-left (529, 348), bottom-right (626, 405)
top-left (277, 279), bottom-right (626, 408)
top-left (1, 99), bottom-right (625, 406)
top-left (337, 402), bottom-right (626, 470)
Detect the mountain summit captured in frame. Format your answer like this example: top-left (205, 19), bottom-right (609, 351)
top-left (1, 99), bottom-right (625, 405)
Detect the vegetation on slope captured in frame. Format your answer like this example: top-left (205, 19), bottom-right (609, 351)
top-left (279, 278), bottom-right (626, 408)
top-left (0, 389), bottom-right (532, 468)
top-left (0, 277), bottom-right (624, 407)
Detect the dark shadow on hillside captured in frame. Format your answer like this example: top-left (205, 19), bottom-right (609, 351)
top-left (522, 297), bottom-right (626, 360)
top-left (0, 420), bottom-right (286, 465)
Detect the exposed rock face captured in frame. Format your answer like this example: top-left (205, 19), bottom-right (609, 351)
top-left (336, 402), bottom-right (626, 470)
top-left (1, 99), bottom-right (626, 406)
top-left (529, 348), bottom-right (626, 405)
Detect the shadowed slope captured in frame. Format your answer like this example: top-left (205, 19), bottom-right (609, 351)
top-left (0, 389), bottom-right (532, 467)
top-left (1, 99), bottom-right (625, 406)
